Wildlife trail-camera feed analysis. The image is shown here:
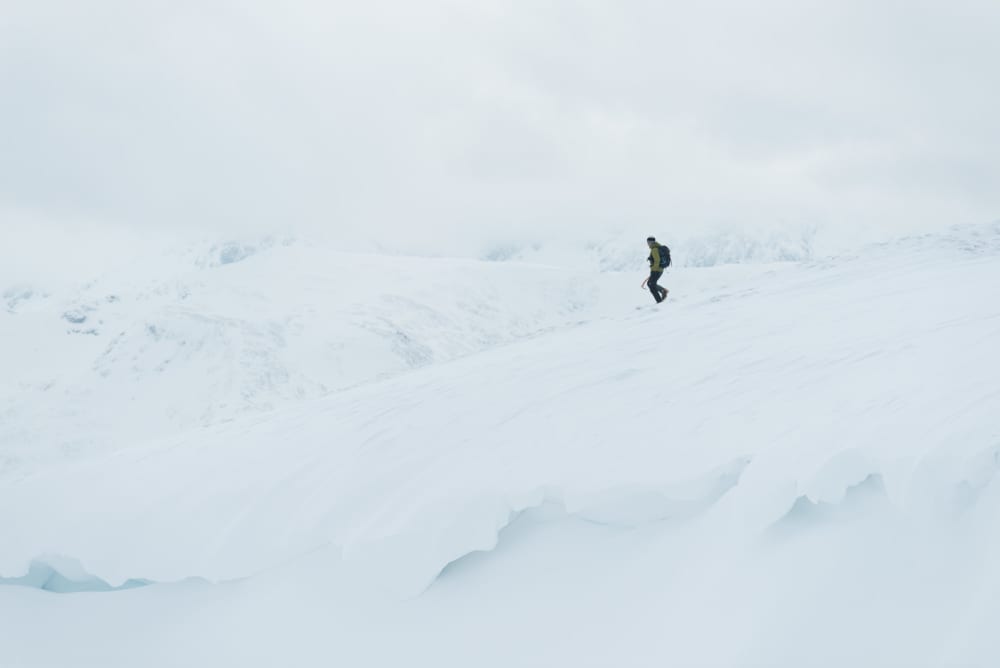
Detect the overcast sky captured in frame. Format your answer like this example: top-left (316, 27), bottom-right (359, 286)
top-left (3, 0), bottom-right (999, 261)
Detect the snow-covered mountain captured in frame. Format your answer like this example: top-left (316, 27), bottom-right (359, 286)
top-left (2, 224), bottom-right (999, 667)
top-left (1, 238), bottom-right (629, 476)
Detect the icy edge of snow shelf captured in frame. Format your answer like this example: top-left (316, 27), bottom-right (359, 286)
top-left (0, 556), bottom-right (213, 594)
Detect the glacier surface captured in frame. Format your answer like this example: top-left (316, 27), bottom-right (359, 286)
top-left (1, 225), bottom-right (999, 666)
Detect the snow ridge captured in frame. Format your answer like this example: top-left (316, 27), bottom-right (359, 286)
top-left (2, 225), bottom-right (1000, 667)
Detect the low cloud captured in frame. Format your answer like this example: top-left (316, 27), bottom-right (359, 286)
top-left (2, 0), bottom-right (998, 260)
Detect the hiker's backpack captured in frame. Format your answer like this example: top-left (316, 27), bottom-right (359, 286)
top-left (658, 244), bottom-right (671, 269)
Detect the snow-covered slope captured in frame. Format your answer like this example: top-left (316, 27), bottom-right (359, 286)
top-left (1, 238), bottom-right (628, 476)
top-left (2, 224), bottom-right (999, 667)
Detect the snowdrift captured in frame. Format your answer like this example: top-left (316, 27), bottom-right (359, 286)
top-left (1, 225), bottom-right (999, 666)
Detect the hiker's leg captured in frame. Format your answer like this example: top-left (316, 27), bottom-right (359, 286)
top-left (648, 272), bottom-right (663, 303)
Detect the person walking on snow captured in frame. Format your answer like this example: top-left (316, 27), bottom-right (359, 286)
top-left (645, 236), bottom-right (670, 303)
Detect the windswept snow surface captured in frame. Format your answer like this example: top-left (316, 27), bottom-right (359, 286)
top-left (0, 238), bottom-right (627, 476)
top-left (2, 225), bottom-right (1000, 667)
